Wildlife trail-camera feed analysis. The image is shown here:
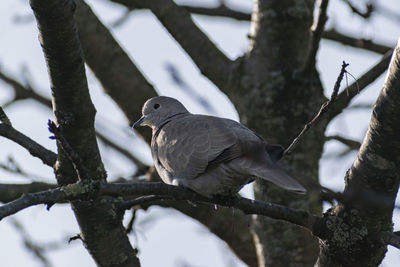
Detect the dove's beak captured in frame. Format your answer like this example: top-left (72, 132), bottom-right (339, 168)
top-left (132, 116), bottom-right (145, 129)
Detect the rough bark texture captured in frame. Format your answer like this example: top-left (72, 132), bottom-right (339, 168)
top-left (317, 40), bottom-right (400, 267)
top-left (29, 0), bottom-right (140, 265)
top-left (226, 0), bottom-right (324, 265)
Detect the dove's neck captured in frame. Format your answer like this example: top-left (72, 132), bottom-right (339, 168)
top-left (153, 112), bottom-right (188, 133)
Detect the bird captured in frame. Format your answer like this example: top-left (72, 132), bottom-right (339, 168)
top-left (132, 96), bottom-right (306, 197)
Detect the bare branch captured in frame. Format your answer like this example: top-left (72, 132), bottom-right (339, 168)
top-left (101, 182), bottom-right (322, 234)
top-left (342, 0), bottom-right (374, 19)
top-left (0, 181), bottom-right (322, 236)
top-left (327, 49), bottom-right (393, 120)
top-left (322, 29), bottom-right (392, 55)
top-left (325, 135), bottom-right (361, 150)
top-left (0, 69), bottom-right (52, 107)
top-left (0, 182), bottom-right (57, 203)
top-left (0, 187), bottom-right (65, 220)
top-left (0, 123), bottom-right (57, 167)
top-left (302, 0), bottom-right (330, 74)
top-left (123, 0), bottom-right (233, 91)
top-left (119, 195), bottom-right (168, 210)
top-left (181, 2), bottom-right (251, 21)
top-left (0, 68), bottom-right (148, 173)
top-left (30, 0), bottom-right (140, 265)
top-left (347, 103), bottom-right (373, 110)
top-left (381, 232), bottom-right (400, 249)
top-left (285, 62), bottom-right (349, 155)
top-left (73, 0), bottom-right (156, 140)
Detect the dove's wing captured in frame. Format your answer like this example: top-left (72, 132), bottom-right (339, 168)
top-left (155, 114), bottom-right (250, 180)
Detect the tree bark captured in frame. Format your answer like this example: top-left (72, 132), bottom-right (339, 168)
top-left (30, 0), bottom-right (140, 265)
top-left (317, 39), bottom-right (400, 267)
top-left (227, 0), bottom-right (324, 265)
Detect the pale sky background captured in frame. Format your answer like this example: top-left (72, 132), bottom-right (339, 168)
top-left (0, 0), bottom-right (400, 266)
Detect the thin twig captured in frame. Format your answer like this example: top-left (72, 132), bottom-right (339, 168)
top-left (342, 0), bottom-right (374, 19)
top-left (68, 234), bottom-right (82, 244)
top-left (284, 61), bottom-right (349, 155)
top-left (327, 49), bottom-right (393, 120)
top-left (325, 135), bottom-right (361, 150)
top-left (125, 209), bottom-right (137, 233)
top-left (48, 120), bottom-right (90, 180)
top-left (302, 0), bottom-right (330, 74)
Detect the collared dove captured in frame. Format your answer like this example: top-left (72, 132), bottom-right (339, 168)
top-left (133, 96), bottom-right (306, 197)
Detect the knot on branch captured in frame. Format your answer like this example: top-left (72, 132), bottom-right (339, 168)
top-left (62, 180), bottom-right (101, 200)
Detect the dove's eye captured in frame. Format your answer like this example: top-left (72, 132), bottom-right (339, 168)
top-left (153, 104), bottom-right (160, 109)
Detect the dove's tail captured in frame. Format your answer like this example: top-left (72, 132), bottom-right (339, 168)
top-left (252, 165), bottom-right (306, 194)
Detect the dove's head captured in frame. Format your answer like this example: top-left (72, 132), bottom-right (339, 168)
top-left (132, 96), bottom-right (189, 129)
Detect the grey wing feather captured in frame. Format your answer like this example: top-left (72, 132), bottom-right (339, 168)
top-left (156, 115), bottom-right (239, 179)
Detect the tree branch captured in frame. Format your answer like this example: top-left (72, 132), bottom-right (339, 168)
top-left (30, 0), bottom-right (140, 266)
top-left (0, 69), bottom-right (52, 107)
top-left (284, 61), bottom-right (348, 156)
top-left (381, 232), bottom-right (400, 249)
top-left (0, 123), bottom-right (57, 167)
top-left (327, 49), bottom-right (393, 120)
top-left (0, 68), bottom-right (148, 173)
top-left (322, 29), bottom-right (392, 55)
top-left (133, 0), bottom-right (233, 91)
top-left (302, 0), bottom-right (330, 74)
top-left (0, 187), bottom-right (65, 220)
top-left (0, 182), bottom-right (57, 203)
top-left (102, 182), bottom-right (322, 233)
top-left (325, 135), bottom-right (361, 150)
top-left (317, 38), bottom-right (400, 267)
top-left (73, 0), bottom-right (156, 142)
top-left (342, 0), bottom-right (374, 19)
top-left (0, 181), bottom-right (323, 236)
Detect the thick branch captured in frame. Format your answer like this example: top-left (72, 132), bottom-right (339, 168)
top-left (0, 181), bottom-right (322, 236)
top-left (102, 182), bottom-right (321, 233)
top-left (139, 0), bottom-right (233, 91)
top-left (327, 49), bottom-right (393, 120)
top-left (381, 232), bottom-right (400, 249)
top-left (74, 0), bottom-right (156, 142)
top-left (30, 0), bottom-right (139, 266)
top-left (317, 38), bottom-right (400, 267)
